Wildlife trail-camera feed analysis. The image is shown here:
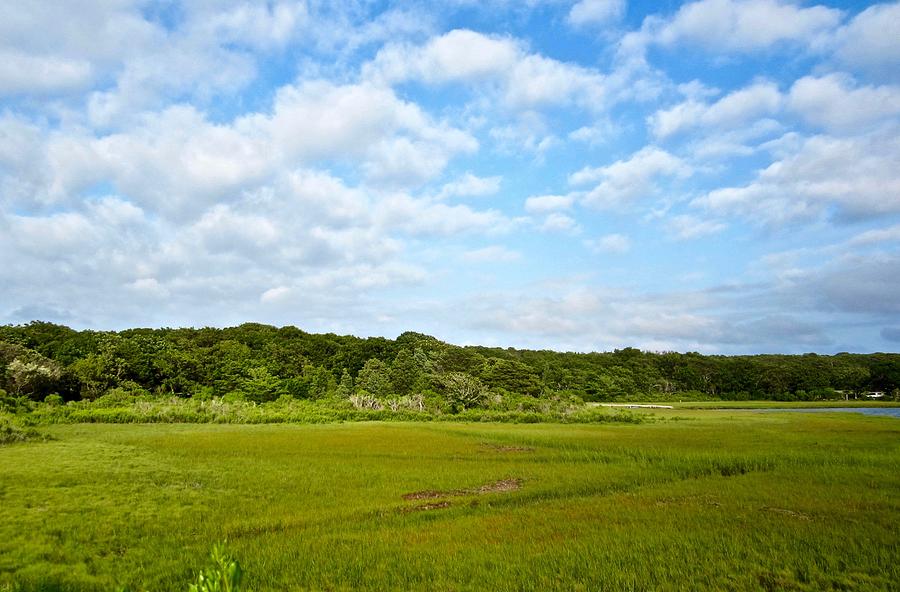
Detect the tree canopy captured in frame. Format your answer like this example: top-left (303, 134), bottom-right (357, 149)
top-left (1, 321), bottom-right (898, 404)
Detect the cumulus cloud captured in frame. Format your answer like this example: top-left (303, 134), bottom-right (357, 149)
top-left (571, 147), bottom-right (691, 209)
top-left (0, 0), bottom-right (157, 97)
top-left (366, 29), bottom-right (609, 111)
top-left (524, 194), bottom-right (575, 213)
top-left (366, 29), bottom-right (520, 84)
top-left (648, 0), bottom-right (842, 53)
top-left (7, 79), bottom-right (478, 215)
top-left (371, 193), bottom-right (511, 237)
top-left (436, 173), bottom-right (502, 200)
top-left (0, 51), bottom-right (93, 95)
top-left (568, 0), bottom-right (627, 28)
top-left (667, 214), bottom-right (727, 240)
top-left (539, 213), bottom-right (580, 233)
top-left (694, 126), bottom-right (900, 224)
top-left (259, 80), bottom-right (476, 171)
top-left (461, 245), bottom-right (522, 263)
top-left (831, 2), bottom-right (900, 82)
top-left (585, 233), bottom-right (631, 253)
top-left (649, 81), bottom-right (782, 138)
top-left (787, 74), bottom-right (900, 133)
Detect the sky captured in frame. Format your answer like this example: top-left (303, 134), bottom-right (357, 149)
top-left (1, 0), bottom-right (899, 354)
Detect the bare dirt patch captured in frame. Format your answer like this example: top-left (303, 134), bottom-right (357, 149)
top-left (760, 506), bottom-right (811, 520)
top-left (477, 478), bottom-right (522, 494)
top-left (402, 478), bottom-right (523, 501)
top-left (403, 489), bottom-right (448, 501)
top-left (405, 501), bottom-right (452, 512)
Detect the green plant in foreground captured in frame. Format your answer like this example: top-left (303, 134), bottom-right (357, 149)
top-left (188, 543), bottom-right (244, 592)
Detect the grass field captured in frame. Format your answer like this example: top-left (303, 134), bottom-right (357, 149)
top-left (1, 410), bottom-right (899, 591)
top-left (662, 400), bottom-right (900, 409)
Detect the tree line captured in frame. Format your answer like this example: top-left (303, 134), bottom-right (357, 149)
top-left (1, 321), bottom-right (898, 405)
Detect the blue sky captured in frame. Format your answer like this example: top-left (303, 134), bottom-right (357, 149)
top-left (1, 0), bottom-right (899, 354)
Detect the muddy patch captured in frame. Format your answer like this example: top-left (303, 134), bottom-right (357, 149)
top-left (760, 506), bottom-right (811, 520)
top-left (404, 500), bottom-right (452, 512)
top-left (402, 478), bottom-right (523, 501)
top-left (477, 478), bottom-right (522, 494)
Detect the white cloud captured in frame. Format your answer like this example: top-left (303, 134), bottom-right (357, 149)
top-left (831, 2), bottom-right (900, 82)
top-left (568, 0), bottom-right (626, 27)
top-left (0, 0), bottom-right (159, 97)
top-left (90, 105), bottom-right (273, 217)
top-left (260, 80), bottom-right (476, 166)
top-left (585, 233), bottom-right (631, 253)
top-left (568, 123), bottom-right (615, 145)
top-left (366, 29), bottom-right (521, 84)
top-left (462, 245), bottom-right (521, 263)
top-left (0, 50), bottom-right (93, 95)
top-left (489, 118), bottom-right (560, 157)
top-left (260, 286), bottom-right (291, 304)
top-left (667, 214), bottom-right (727, 240)
top-left (571, 147), bottom-right (691, 209)
top-left (846, 224), bottom-right (900, 248)
top-left (651, 0), bottom-right (843, 53)
top-left (649, 81), bottom-right (782, 138)
top-left (788, 74), bottom-right (900, 133)
top-left (17, 79), bottom-right (477, 215)
top-left (524, 194), bottom-right (575, 213)
top-left (364, 136), bottom-right (477, 189)
top-left (504, 54), bottom-right (607, 110)
top-left (687, 118), bottom-right (782, 160)
top-left (191, 204), bottom-right (280, 254)
top-left (187, 1), bottom-right (309, 50)
top-left (694, 126), bottom-right (900, 223)
top-left (367, 29), bottom-right (608, 112)
top-left (436, 173), bottom-right (502, 200)
top-left (128, 277), bottom-right (170, 299)
top-left (540, 213), bottom-right (580, 233)
top-left (372, 193), bottom-right (511, 237)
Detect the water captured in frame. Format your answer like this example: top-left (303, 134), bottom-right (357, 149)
top-left (760, 407), bottom-right (900, 418)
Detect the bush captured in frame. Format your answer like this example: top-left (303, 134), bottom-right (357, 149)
top-left (0, 412), bottom-right (48, 444)
top-left (44, 393), bottom-right (64, 406)
top-left (188, 542), bottom-right (243, 592)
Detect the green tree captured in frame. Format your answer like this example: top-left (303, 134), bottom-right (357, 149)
top-left (305, 365), bottom-right (336, 400)
top-left (240, 366), bottom-right (282, 403)
top-left (390, 349), bottom-right (422, 395)
top-left (439, 372), bottom-right (487, 411)
top-left (337, 369), bottom-right (353, 398)
top-left (480, 357), bottom-right (543, 397)
top-left (356, 358), bottom-right (391, 397)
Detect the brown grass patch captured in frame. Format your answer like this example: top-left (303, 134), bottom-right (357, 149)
top-left (760, 506), bottom-right (811, 520)
top-left (402, 478), bottom-right (523, 501)
top-left (405, 501), bottom-right (451, 512)
top-left (480, 443), bottom-right (535, 453)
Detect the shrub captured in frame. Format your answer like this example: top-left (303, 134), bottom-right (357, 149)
top-left (188, 542), bottom-right (244, 592)
top-left (44, 393), bottom-right (64, 406)
top-left (0, 412), bottom-right (48, 444)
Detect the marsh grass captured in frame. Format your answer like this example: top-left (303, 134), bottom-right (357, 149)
top-left (0, 412), bottom-right (50, 445)
top-left (28, 396), bottom-right (643, 426)
top-left (0, 411), bottom-right (898, 591)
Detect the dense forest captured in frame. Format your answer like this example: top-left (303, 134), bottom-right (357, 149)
top-left (1, 321), bottom-right (899, 406)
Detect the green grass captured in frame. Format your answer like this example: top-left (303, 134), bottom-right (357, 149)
top-left (1, 411), bottom-right (899, 591)
top-left (664, 400), bottom-right (900, 409)
top-left (28, 396), bottom-right (642, 426)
